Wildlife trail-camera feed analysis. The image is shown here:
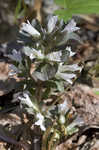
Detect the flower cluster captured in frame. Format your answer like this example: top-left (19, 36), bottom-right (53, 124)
top-left (9, 16), bottom-right (82, 85)
top-left (7, 16), bottom-right (83, 134)
top-left (7, 15), bottom-right (84, 149)
top-left (18, 92), bottom-right (84, 132)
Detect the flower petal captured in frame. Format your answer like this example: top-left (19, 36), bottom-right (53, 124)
top-left (56, 72), bottom-right (76, 84)
top-left (63, 19), bottom-right (80, 33)
top-left (35, 113), bottom-right (46, 131)
top-left (58, 100), bottom-right (69, 114)
top-left (66, 46), bottom-right (75, 57)
top-left (23, 46), bottom-right (44, 60)
top-left (7, 49), bottom-right (22, 63)
top-left (18, 92), bottom-right (34, 108)
top-left (47, 16), bottom-right (58, 33)
top-left (59, 64), bottom-right (82, 72)
top-left (9, 64), bottom-right (20, 76)
top-left (21, 20), bottom-right (40, 37)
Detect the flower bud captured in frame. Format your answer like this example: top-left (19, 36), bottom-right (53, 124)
top-left (59, 114), bottom-right (65, 124)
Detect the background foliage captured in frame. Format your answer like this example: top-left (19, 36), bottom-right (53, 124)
top-left (55, 0), bottom-right (99, 21)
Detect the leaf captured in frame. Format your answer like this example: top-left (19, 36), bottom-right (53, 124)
top-left (22, 46), bottom-right (34, 58)
top-left (18, 31), bottom-right (33, 45)
top-left (15, 0), bottom-right (22, 21)
top-left (42, 87), bottom-right (51, 99)
top-left (94, 91), bottom-right (99, 95)
top-left (55, 0), bottom-right (99, 21)
top-left (67, 127), bottom-right (79, 135)
top-left (55, 0), bottom-right (67, 8)
top-left (32, 64), bottom-right (58, 81)
top-left (55, 81), bottom-right (64, 92)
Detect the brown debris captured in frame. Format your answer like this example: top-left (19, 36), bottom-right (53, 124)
top-left (0, 62), bottom-right (9, 81)
top-left (64, 84), bottom-right (99, 125)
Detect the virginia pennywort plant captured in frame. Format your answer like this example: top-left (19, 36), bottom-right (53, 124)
top-left (8, 15), bottom-right (83, 149)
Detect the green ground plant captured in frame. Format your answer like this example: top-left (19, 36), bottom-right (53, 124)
top-left (55, 0), bottom-right (99, 21)
top-left (4, 0), bottom-right (99, 149)
top-left (7, 15), bottom-right (84, 149)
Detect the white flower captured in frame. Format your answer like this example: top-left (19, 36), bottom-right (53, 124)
top-left (66, 46), bottom-right (75, 57)
top-left (59, 114), bottom-right (66, 124)
top-left (18, 92), bottom-right (34, 108)
top-left (21, 20), bottom-right (40, 37)
top-left (47, 16), bottom-right (58, 33)
top-left (30, 49), bottom-right (44, 60)
top-left (46, 51), bottom-right (62, 62)
top-left (58, 100), bottom-right (69, 114)
top-left (63, 19), bottom-right (80, 33)
top-left (56, 72), bottom-right (76, 84)
top-left (59, 64), bottom-right (82, 72)
top-left (67, 116), bottom-right (84, 131)
top-left (35, 113), bottom-right (46, 131)
top-left (7, 49), bottom-right (22, 63)
top-left (23, 46), bottom-right (44, 60)
top-left (9, 64), bottom-right (20, 76)
top-left (19, 92), bottom-right (39, 112)
top-left (56, 61), bottom-right (81, 84)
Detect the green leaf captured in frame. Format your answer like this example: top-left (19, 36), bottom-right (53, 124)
top-left (55, 0), bottom-right (99, 21)
top-left (32, 64), bottom-right (58, 81)
top-left (67, 127), bottom-right (79, 135)
top-left (55, 81), bottom-right (64, 92)
top-left (94, 91), bottom-right (99, 95)
top-left (42, 87), bottom-right (51, 99)
top-left (15, 0), bottom-right (22, 21)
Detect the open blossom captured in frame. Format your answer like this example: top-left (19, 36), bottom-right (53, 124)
top-left (29, 49), bottom-right (44, 60)
top-left (58, 100), bottom-right (69, 114)
top-left (56, 69), bottom-right (76, 84)
top-left (66, 46), bottom-right (75, 57)
top-left (67, 116), bottom-right (84, 132)
top-left (7, 49), bottom-right (22, 63)
top-left (35, 113), bottom-right (46, 131)
top-left (23, 46), bottom-right (44, 60)
top-left (62, 64), bottom-right (82, 72)
top-left (47, 16), bottom-right (58, 33)
top-left (18, 92), bottom-right (34, 108)
top-left (58, 62), bottom-right (82, 73)
top-left (18, 92), bottom-right (39, 112)
top-left (9, 64), bottom-right (20, 76)
top-left (56, 59), bottom-right (82, 84)
top-left (21, 20), bottom-right (40, 37)
top-left (63, 19), bottom-right (80, 33)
